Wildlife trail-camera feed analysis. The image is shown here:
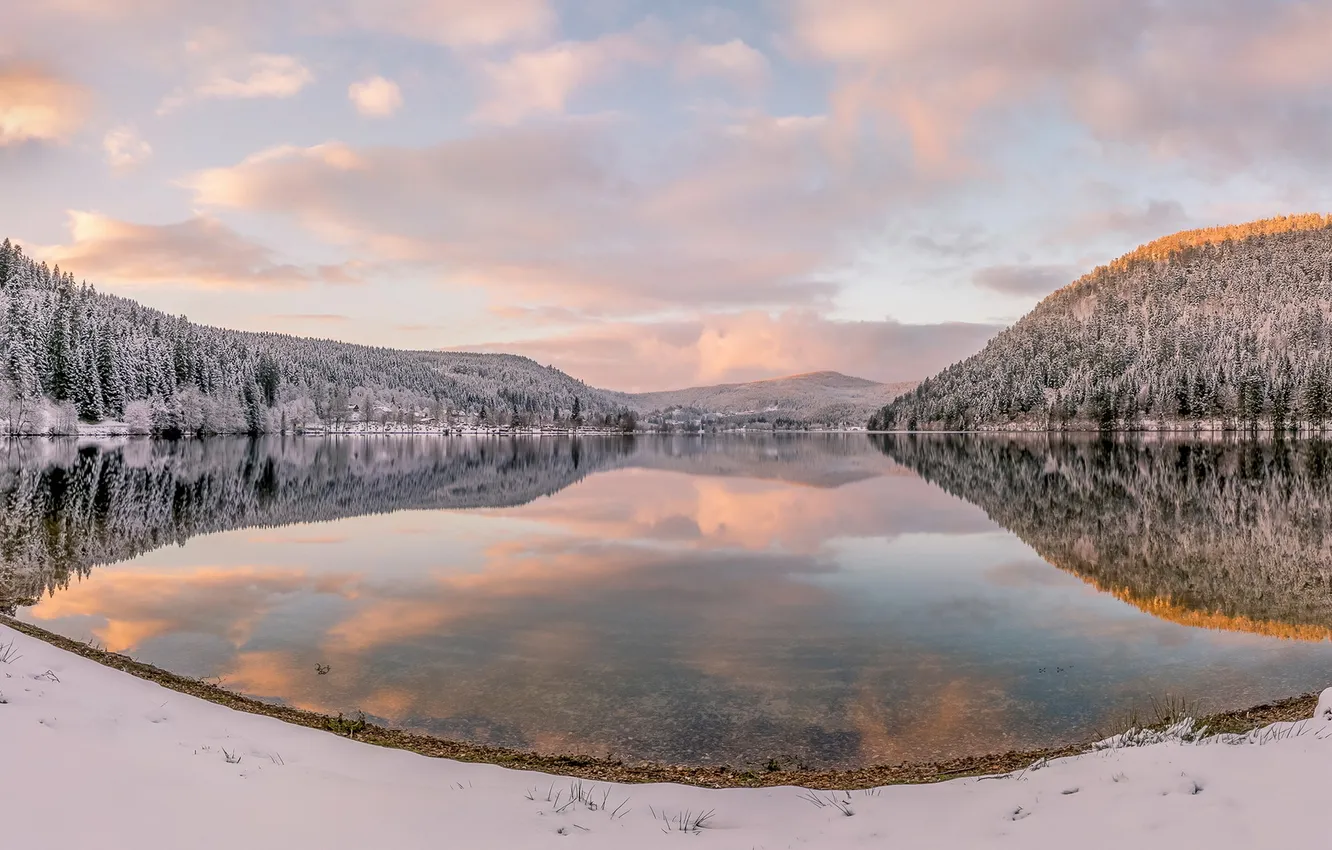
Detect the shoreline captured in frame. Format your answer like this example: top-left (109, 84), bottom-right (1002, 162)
top-left (3, 614), bottom-right (1318, 790)
top-left (5, 428), bottom-right (874, 439)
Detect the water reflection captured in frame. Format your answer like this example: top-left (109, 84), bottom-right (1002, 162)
top-left (7, 434), bottom-right (1332, 767)
top-left (872, 434), bottom-right (1332, 637)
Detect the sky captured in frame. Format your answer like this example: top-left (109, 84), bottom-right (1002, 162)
top-left (2, 0), bottom-right (1331, 392)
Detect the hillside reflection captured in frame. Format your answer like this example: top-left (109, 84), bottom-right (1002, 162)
top-left (873, 434), bottom-right (1332, 638)
top-left (0, 436), bottom-right (630, 609)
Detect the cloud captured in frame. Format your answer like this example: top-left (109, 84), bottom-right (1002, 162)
top-left (907, 229), bottom-right (990, 259)
top-left (159, 53), bottom-right (314, 113)
top-left (186, 114), bottom-right (912, 313)
top-left (973, 264), bottom-right (1076, 297)
top-left (478, 311), bottom-right (1001, 391)
top-left (788, 0), bottom-right (1332, 170)
top-left (984, 559), bottom-right (1082, 589)
top-left (1063, 198), bottom-right (1189, 242)
top-left (1068, 2), bottom-right (1332, 164)
top-left (27, 565), bottom-right (355, 653)
top-left (319, 0), bottom-right (554, 48)
top-left (348, 75), bottom-right (402, 117)
top-left (32, 211), bottom-right (357, 290)
top-left (0, 65), bottom-right (89, 145)
top-left (268, 313), bottom-right (351, 323)
top-left (102, 125), bottom-right (152, 170)
top-left (472, 30), bottom-right (662, 124)
top-left (677, 39), bottom-right (769, 90)
top-left (789, 0), bottom-right (1138, 170)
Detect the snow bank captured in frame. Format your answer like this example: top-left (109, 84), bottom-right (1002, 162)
top-left (1, 623), bottom-right (1329, 849)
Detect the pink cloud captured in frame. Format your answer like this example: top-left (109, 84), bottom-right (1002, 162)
top-left (789, 0), bottom-right (1332, 169)
top-left (186, 115), bottom-right (915, 313)
top-left (472, 29), bottom-right (664, 124)
top-left (320, 0), bottom-right (554, 48)
top-left (158, 53), bottom-right (314, 113)
top-left (102, 125), bottom-right (153, 170)
top-left (1068, 2), bottom-right (1332, 164)
top-left (476, 311), bottom-right (1001, 391)
top-left (31, 212), bottom-right (360, 290)
top-left (676, 39), bottom-right (769, 90)
top-left (348, 75), bottom-right (403, 118)
top-left (0, 65), bottom-right (90, 146)
top-left (790, 0), bottom-right (1140, 169)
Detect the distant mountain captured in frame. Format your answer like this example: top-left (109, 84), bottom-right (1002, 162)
top-left (873, 214), bottom-right (1332, 431)
top-left (620, 371), bottom-right (917, 426)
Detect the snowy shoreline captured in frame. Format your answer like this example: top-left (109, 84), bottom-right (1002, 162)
top-left (4, 622), bottom-right (1332, 849)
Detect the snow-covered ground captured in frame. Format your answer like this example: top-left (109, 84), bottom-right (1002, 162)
top-left (2, 622), bottom-right (1329, 849)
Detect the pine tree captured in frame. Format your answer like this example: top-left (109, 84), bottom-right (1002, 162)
top-left (243, 383), bottom-right (265, 435)
top-left (0, 238), bottom-right (12, 292)
top-left (6, 294), bottom-right (37, 398)
top-left (75, 327), bottom-right (105, 421)
top-left (256, 354), bottom-right (280, 408)
top-left (97, 327), bottom-right (125, 418)
top-left (1304, 362), bottom-right (1329, 431)
top-left (47, 301), bottom-right (74, 401)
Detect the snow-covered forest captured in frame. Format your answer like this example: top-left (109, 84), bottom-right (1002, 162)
top-left (0, 240), bottom-right (628, 435)
top-left (873, 215), bottom-right (1332, 431)
top-left (875, 433), bottom-right (1332, 635)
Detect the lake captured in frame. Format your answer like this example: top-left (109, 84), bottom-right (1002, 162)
top-left (5, 434), bottom-right (1332, 769)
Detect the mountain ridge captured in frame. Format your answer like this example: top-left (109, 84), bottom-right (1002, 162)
top-left (618, 371), bottom-right (917, 426)
top-left (873, 213), bottom-right (1332, 431)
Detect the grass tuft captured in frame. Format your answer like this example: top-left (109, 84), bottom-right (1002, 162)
top-left (529, 779), bottom-right (631, 821)
top-left (0, 639), bottom-right (22, 665)
top-left (650, 806), bottom-right (716, 834)
top-left (798, 790), bottom-right (855, 816)
top-left (327, 711), bottom-right (367, 738)
top-left (1095, 693), bottom-right (1206, 747)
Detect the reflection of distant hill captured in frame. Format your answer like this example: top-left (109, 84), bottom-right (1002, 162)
top-left (0, 435), bottom-right (903, 609)
top-left (624, 434), bottom-right (901, 487)
top-left (874, 434), bottom-right (1332, 637)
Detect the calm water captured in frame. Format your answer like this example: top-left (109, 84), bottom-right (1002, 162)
top-left (5, 434), bottom-right (1332, 768)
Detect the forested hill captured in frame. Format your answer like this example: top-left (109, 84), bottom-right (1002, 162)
top-left (616, 371), bottom-right (917, 427)
top-left (872, 214), bottom-right (1332, 431)
top-left (0, 239), bottom-right (624, 434)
